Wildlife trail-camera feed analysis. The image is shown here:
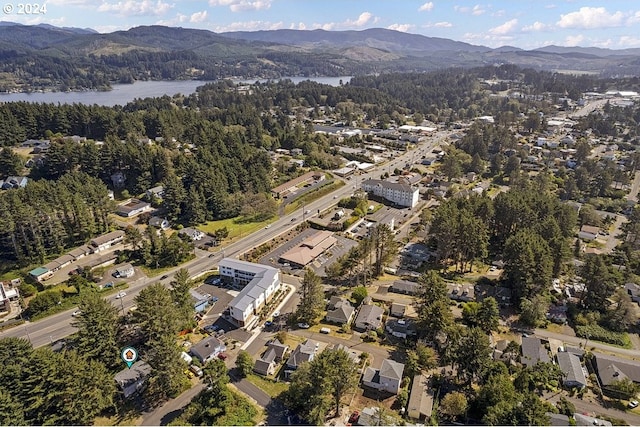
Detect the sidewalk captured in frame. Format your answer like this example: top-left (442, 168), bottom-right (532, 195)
top-left (241, 283), bottom-right (297, 351)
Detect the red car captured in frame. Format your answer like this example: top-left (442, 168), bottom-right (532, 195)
top-left (348, 411), bottom-right (360, 424)
top-left (217, 352), bottom-right (228, 360)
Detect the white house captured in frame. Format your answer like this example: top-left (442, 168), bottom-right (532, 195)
top-left (362, 179), bottom-right (419, 208)
top-left (220, 259), bottom-right (281, 328)
top-left (362, 359), bottom-right (405, 394)
top-left (90, 230), bottom-right (125, 253)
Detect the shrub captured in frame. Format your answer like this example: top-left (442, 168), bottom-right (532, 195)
top-left (575, 324), bottom-right (631, 347)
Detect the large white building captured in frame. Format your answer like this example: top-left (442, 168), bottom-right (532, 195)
top-left (362, 179), bottom-right (419, 208)
top-left (220, 258), bottom-right (281, 328)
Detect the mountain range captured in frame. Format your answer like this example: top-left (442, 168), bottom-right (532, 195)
top-left (0, 22), bottom-right (639, 91)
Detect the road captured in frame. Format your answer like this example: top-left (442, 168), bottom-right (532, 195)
top-left (0, 130), bottom-right (451, 349)
top-left (534, 328), bottom-right (640, 360)
top-left (544, 392), bottom-right (640, 426)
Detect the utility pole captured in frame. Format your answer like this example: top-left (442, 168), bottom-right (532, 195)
top-left (16, 288), bottom-right (31, 344)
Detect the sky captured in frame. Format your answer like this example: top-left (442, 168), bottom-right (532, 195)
top-left (3, 0), bottom-right (640, 50)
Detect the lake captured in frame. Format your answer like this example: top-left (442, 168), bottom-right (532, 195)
top-left (0, 76), bottom-right (352, 107)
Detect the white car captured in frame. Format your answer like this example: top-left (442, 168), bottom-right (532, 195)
top-left (272, 310), bottom-right (280, 317)
top-left (71, 310), bottom-right (82, 317)
top-left (115, 291), bottom-right (127, 299)
top-left (629, 400), bottom-right (639, 409)
top-left (265, 224), bottom-right (271, 229)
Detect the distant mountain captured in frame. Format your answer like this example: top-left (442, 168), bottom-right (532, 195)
top-left (220, 28), bottom-right (491, 55)
top-left (0, 23), bottom-right (639, 92)
top-left (534, 44), bottom-right (640, 57)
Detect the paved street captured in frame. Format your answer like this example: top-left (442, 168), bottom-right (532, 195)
top-left (544, 392), bottom-right (640, 426)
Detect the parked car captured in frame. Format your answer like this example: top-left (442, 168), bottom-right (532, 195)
top-left (115, 291), bottom-right (127, 299)
top-left (217, 352), bottom-right (228, 360)
top-left (272, 310), bottom-right (280, 317)
top-left (160, 274), bottom-right (169, 280)
top-left (298, 323), bottom-right (310, 329)
top-left (189, 365), bottom-right (203, 377)
top-left (71, 310), bottom-right (82, 317)
top-left (265, 321), bottom-right (274, 327)
top-left (629, 400), bottom-right (639, 409)
top-left (103, 281), bottom-right (114, 289)
top-left (348, 411), bottom-right (360, 424)
top-left (320, 327), bottom-right (331, 334)
top-left (203, 324), bottom-right (219, 333)
top-left (290, 217), bottom-right (296, 222)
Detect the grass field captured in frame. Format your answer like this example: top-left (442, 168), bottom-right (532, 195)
top-left (284, 180), bottom-right (345, 215)
top-left (199, 216), bottom-right (274, 243)
top-left (245, 373), bottom-right (289, 398)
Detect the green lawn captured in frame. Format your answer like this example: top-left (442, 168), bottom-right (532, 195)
top-left (245, 373), bottom-right (289, 398)
top-left (199, 217), bottom-right (274, 243)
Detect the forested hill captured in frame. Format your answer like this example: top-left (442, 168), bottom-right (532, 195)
top-left (1, 24), bottom-right (640, 92)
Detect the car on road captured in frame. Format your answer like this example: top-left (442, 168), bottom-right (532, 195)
top-left (290, 217), bottom-right (296, 222)
top-left (160, 274), bottom-right (169, 280)
top-left (297, 323), bottom-right (310, 329)
top-left (71, 310), bottom-right (82, 317)
top-left (629, 400), bottom-right (639, 409)
top-left (304, 210), bottom-right (310, 214)
top-left (272, 310), bottom-right (280, 317)
top-left (115, 291), bottom-right (127, 299)
top-left (265, 224), bottom-right (271, 229)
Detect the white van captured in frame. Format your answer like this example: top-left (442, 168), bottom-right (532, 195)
top-left (320, 327), bottom-right (331, 334)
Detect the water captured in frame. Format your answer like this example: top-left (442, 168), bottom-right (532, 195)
top-left (0, 76), bottom-right (352, 106)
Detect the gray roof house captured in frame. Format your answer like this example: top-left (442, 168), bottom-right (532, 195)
top-left (354, 304), bottom-right (384, 332)
top-left (285, 339), bottom-right (317, 376)
top-left (574, 414), bottom-right (612, 426)
top-left (390, 302), bottom-right (406, 318)
top-left (149, 216), bottom-right (170, 229)
top-left (114, 360), bottom-right (152, 398)
top-left (325, 297), bottom-right (355, 325)
top-left (520, 336), bottom-right (550, 368)
top-left (407, 374), bottom-right (434, 420)
top-left (389, 280), bottom-right (420, 295)
top-left (385, 319), bottom-right (417, 339)
top-left (625, 282), bottom-right (640, 304)
top-left (253, 339), bottom-right (289, 376)
top-left (190, 336), bottom-right (226, 364)
top-left (593, 352), bottom-right (640, 392)
top-left (557, 351), bottom-right (587, 389)
top-left (362, 358), bottom-right (405, 394)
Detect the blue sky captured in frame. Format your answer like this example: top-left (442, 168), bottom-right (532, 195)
top-left (4, 1), bottom-right (640, 49)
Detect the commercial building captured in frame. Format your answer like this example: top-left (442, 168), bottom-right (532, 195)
top-left (220, 258), bottom-right (281, 328)
top-left (279, 230), bottom-right (337, 268)
top-left (271, 171), bottom-right (325, 199)
top-left (362, 179), bottom-right (419, 208)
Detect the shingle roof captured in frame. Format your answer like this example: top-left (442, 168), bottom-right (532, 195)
top-left (380, 359), bottom-right (404, 381)
top-left (594, 352), bottom-right (640, 386)
top-left (557, 352), bottom-right (586, 387)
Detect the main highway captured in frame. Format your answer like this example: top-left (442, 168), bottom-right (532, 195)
top-left (0, 130), bottom-right (452, 348)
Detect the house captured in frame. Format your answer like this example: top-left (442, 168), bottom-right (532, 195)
top-left (447, 283), bottom-right (475, 302)
top-left (574, 414), bottom-right (612, 426)
top-left (190, 336), bottom-right (226, 364)
top-left (68, 245), bottom-right (92, 261)
top-left (285, 339), bottom-right (318, 376)
top-left (271, 171), bottom-right (325, 199)
top-left (114, 263), bottom-right (135, 278)
top-left (0, 281), bottom-right (19, 311)
top-left (325, 297), bottom-right (355, 325)
top-left (390, 302), bottom-right (406, 318)
top-left (114, 361), bottom-right (152, 398)
top-left (593, 352), bottom-right (640, 393)
top-left (178, 227), bottom-right (205, 241)
top-left (407, 374), bottom-right (434, 420)
top-left (353, 304), bottom-right (384, 332)
top-left (221, 258), bottom-right (281, 328)
top-left (145, 185), bottom-right (164, 199)
top-left (389, 280), bottom-right (420, 296)
top-left (520, 336), bottom-right (551, 368)
top-left (254, 339), bottom-right (289, 376)
top-left (362, 179), bottom-right (419, 208)
top-left (356, 407), bottom-right (396, 426)
top-left (90, 230), bottom-right (125, 253)
top-left (578, 225), bottom-right (600, 241)
top-left (362, 358), bottom-right (405, 394)
top-left (190, 289), bottom-right (209, 313)
top-left (0, 176), bottom-right (28, 190)
top-left (148, 216), bottom-right (170, 230)
top-left (385, 318), bottom-right (417, 339)
top-left (116, 199), bottom-right (152, 217)
top-left (625, 282), bottom-right (640, 304)
top-left (44, 254), bottom-right (75, 273)
top-left (556, 351), bottom-right (587, 389)
top-left (28, 267), bottom-right (52, 282)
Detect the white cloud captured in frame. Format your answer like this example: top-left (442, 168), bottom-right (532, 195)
top-left (557, 7), bottom-right (624, 29)
top-left (312, 11), bottom-right (379, 31)
top-left (46, 0), bottom-right (93, 5)
top-left (387, 23), bottom-right (415, 32)
top-left (190, 11), bottom-right (207, 23)
top-left (208, 0), bottom-right (272, 12)
top-left (521, 21), bottom-right (548, 32)
top-left (289, 22), bottom-right (306, 30)
top-left (462, 31), bottom-right (515, 48)
top-left (564, 34), bottom-right (585, 46)
top-left (454, 4), bottom-right (486, 15)
top-left (489, 19), bottom-right (518, 35)
top-left (618, 36), bottom-right (640, 48)
top-left (424, 21), bottom-right (453, 28)
top-left (345, 12), bottom-right (375, 27)
top-left (212, 20), bottom-right (283, 32)
top-left (418, 2), bottom-right (434, 12)
top-left (97, 0), bottom-right (173, 16)
top-left (94, 24), bottom-right (123, 33)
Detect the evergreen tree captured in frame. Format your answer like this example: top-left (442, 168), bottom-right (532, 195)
top-left (72, 292), bottom-right (120, 369)
top-left (296, 268), bottom-right (325, 324)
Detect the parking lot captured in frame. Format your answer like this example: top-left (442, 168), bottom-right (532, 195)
top-left (257, 227), bottom-right (358, 277)
top-left (193, 282), bottom-right (251, 342)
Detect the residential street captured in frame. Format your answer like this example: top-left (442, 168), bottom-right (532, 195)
top-left (544, 392), bottom-right (640, 426)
